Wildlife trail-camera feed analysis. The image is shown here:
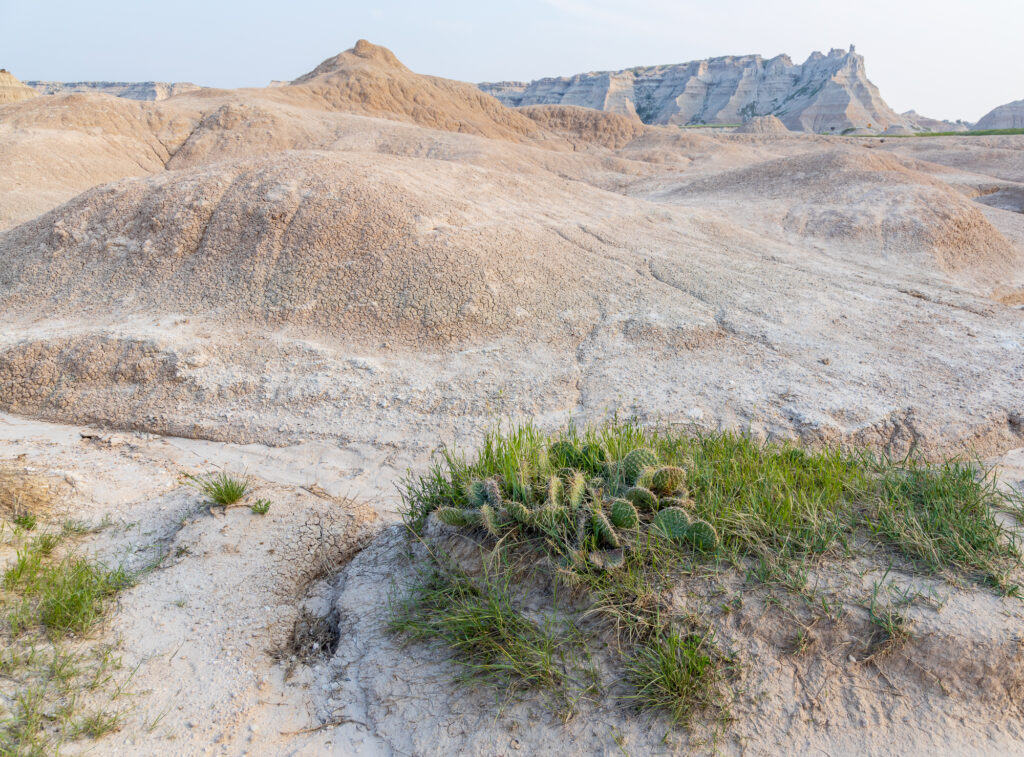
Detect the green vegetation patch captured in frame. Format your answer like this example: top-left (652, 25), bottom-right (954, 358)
top-left (392, 419), bottom-right (1022, 733)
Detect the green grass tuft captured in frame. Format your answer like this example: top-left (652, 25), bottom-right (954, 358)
top-left (187, 472), bottom-right (250, 506)
top-left (250, 498), bottom-right (272, 515)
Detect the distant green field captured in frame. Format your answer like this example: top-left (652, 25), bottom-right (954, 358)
top-left (850, 128), bottom-right (1024, 139)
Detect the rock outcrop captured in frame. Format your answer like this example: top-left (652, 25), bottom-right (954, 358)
top-left (734, 115), bottom-right (790, 135)
top-left (480, 46), bottom-right (908, 134)
top-left (901, 110), bottom-right (970, 132)
top-left (26, 80), bottom-right (201, 101)
top-left (0, 70), bottom-right (39, 104)
top-left (975, 99), bottom-right (1024, 130)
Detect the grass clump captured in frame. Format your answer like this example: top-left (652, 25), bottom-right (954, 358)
top-left (390, 562), bottom-right (574, 695)
top-left (187, 471), bottom-right (250, 506)
top-left (250, 498), bottom-right (271, 515)
top-left (624, 627), bottom-right (734, 728)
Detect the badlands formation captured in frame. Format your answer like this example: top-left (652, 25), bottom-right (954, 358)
top-left (480, 46), bottom-right (910, 132)
top-left (976, 98), bottom-right (1024, 130)
top-left (1, 39), bottom-right (1024, 755)
top-left (26, 80), bottom-right (203, 101)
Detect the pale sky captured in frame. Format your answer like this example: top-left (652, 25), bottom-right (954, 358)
top-left (2, 0), bottom-right (1021, 123)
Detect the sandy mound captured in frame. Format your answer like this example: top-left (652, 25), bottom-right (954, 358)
top-left (0, 69), bottom-right (38, 104)
top-left (734, 114), bottom-right (789, 134)
top-left (0, 150), bottom-right (644, 347)
top-left (668, 149), bottom-right (1020, 279)
top-left (518, 104), bottom-right (647, 148)
top-left (256, 40), bottom-right (543, 142)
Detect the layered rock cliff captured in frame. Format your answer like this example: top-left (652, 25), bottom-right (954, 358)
top-left (480, 46), bottom-right (908, 133)
top-left (975, 99), bottom-right (1024, 130)
top-left (26, 80), bottom-right (201, 101)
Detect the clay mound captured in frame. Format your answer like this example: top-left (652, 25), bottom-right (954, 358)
top-left (0, 151), bottom-right (618, 347)
top-left (884, 124), bottom-right (916, 136)
top-left (0, 69), bottom-right (39, 104)
top-left (518, 104), bottom-right (646, 149)
top-left (261, 40), bottom-right (543, 142)
top-left (672, 149), bottom-right (1019, 278)
top-left (734, 115), bottom-right (790, 135)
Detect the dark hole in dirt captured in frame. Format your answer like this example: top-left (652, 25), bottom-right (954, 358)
top-left (287, 608), bottom-right (341, 664)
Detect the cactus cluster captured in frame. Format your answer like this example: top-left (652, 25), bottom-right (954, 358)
top-left (433, 448), bottom-right (718, 563)
top-left (651, 507), bottom-right (719, 552)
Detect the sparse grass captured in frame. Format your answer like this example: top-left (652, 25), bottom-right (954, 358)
top-left (250, 498), bottom-right (271, 515)
top-left (624, 627), bottom-right (734, 728)
top-left (12, 513), bottom-right (37, 532)
top-left (392, 418), bottom-right (1023, 733)
top-left (0, 523), bottom-right (135, 753)
top-left (390, 561), bottom-right (574, 695)
top-left (186, 471), bottom-right (250, 506)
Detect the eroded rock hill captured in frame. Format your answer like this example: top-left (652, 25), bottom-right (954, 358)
top-left (26, 80), bottom-right (202, 101)
top-left (976, 99), bottom-right (1024, 130)
top-left (480, 46), bottom-right (907, 133)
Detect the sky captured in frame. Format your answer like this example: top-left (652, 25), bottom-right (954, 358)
top-left (1, 0), bottom-right (1021, 122)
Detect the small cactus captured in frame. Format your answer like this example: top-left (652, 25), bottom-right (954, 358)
top-left (650, 466), bottom-right (688, 496)
top-left (546, 475), bottom-right (563, 508)
top-left (610, 498), bottom-right (639, 529)
top-left (466, 480), bottom-right (487, 508)
top-left (480, 504), bottom-right (505, 538)
top-left (483, 478), bottom-right (503, 508)
top-left (621, 448), bottom-right (659, 485)
top-left (587, 549), bottom-right (625, 570)
top-left (658, 496), bottom-right (692, 511)
top-left (437, 507), bottom-right (482, 528)
top-left (686, 519), bottom-right (719, 552)
top-left (651, 506), bottom-right (692, 542)
top-left (505, 499), bottom-right (532, 525)
top-left (590, 509), bottom-right (621, 548)
top-left (533, 501), bottom-right (566, 529)
top-left (625, 486), bottom-right (658, 512)
top-left (566, 471), bottom-right (588, 511)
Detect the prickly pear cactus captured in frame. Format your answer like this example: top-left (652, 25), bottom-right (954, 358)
top-left (621, 448), bottom-right (659, 485)
top-left (625, 486), bottom-right (658, 512)
top-left (658, 496), bottom-right (692, 511)
top-left (533, 501), bottom-right (566, 529)
top-left (686, 519), bottom-right (719, 551)
top-left (480, 503), bottom-right (505, 538)
top-left (505, 499), bottom-right (532, 525)
top-left (546, 475), bottom-right (563, 508)
top-left (466, 480), bottom-right (487, 508)
top-left (650, 466), bottom-right (687, 496)
top-left (651, 506), bottom-right (692, 542)
top-left (566, 471), bottom-right (588, 511)
top-left (610, 498), bottom-right (639, 529)
top-left (437, 507), bottom-right (482, 528)
top-left (483, 478), bottom-right (503, 508)
top-left (590, 509), bottom-right (621, 548)
top-left (587, 549), bottom-right (625, 570)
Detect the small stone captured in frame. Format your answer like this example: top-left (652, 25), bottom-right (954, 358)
top-left (848, 654), bottom-right (856, 663)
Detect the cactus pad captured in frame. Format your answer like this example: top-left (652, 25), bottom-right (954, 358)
top-left (505, 499), bottom-right (532, 525)
top-left (480, 504), bottom-right (504, 538)
top-left (610, 498), bottom-right (640, 529)
top-left (566, 471), bottom-right (588, 510)
top-left (650, 466), bottom-right (688, 496)
top-left (621, 448), bottom-right (659, 485)
top-left (651, 506), bottom-right (692, 542)
top-left (466, 480), bottom-right (487, 508)
top-left (590, 509), bottom-right (621, 548)
top-left (437, 507), bottom-right (482, 528)
top-left (625, 486), bottom-right (658, 512)
top-left (658, 496), bottom-right (692, 511)
top-left (685, 519), bottom-right (719, 551)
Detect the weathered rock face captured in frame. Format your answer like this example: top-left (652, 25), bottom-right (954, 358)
top-left (26, 80), bottom-right (201, 101)
top-left (0, 70), bottom-right (39, 104)
top-left (734, 115), bottom-right (790, 134)
top-left (480, 46), bottom-right (908, 133)
top-left (975, 99), bottom-right (1024, 130)
top-left (901, 110), bottom-right (970, 132)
